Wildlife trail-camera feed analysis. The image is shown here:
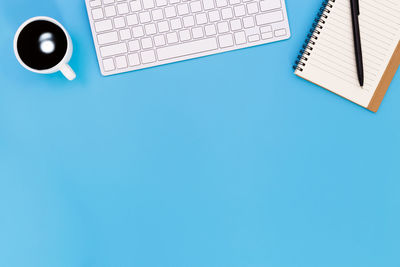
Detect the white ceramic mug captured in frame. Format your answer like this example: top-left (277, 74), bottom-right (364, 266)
top-left (14, 16), bottom-right (76, 80)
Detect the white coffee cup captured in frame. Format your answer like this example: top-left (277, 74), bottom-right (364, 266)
top-left (14, 16), bottom-right (76, 80)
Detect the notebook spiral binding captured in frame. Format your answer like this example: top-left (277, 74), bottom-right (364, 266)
top-left (293, 0), bottom-right (336, 71)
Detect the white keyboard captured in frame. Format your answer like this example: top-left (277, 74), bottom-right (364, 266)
top-left (85, 0), bottom-right (291, 76)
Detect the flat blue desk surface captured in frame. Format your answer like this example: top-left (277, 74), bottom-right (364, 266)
top-left (1, 0), bottom-right (400, 266)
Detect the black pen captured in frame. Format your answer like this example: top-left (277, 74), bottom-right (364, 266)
top-left (350, 0), bottom-right (364, 87)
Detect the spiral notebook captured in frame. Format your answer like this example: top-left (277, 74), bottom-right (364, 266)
top-left (294, 0), bottom-right (400, 112)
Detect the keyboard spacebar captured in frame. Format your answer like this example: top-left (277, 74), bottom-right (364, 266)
top-left (157, 38), bottom-right (218, 61)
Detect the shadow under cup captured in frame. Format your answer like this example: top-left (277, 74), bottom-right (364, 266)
top-left (16, 20), bottom-right (68, 71)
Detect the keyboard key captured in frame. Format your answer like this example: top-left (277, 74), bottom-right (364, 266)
top-left (243, 16), bottom-right (255, 28)
top-left (230, 19), bottom-right (242, 31)
top-left (221, 8), bottom-right (233, 19)
top-left (130, 0), bottom-right (142, 11)
top-left (202, 0), bottom-right (215, 10)
top-left (100, 43), bottom-right (128, 57)
top-left (157, 38), bottom-right (218, 60)
top-left (216, 0), bottom-right (228, 7)
top-left (128, 40), bottom-right (141, 51)
top-left (139, 11), bottom-right (151, 23)
top-left (260, 25), bottom-right (272, 33)
top-left (141, 50), bottom-right (156, 63)
top-left (132, 26), bottom-right (145, 37)
top-left (260, 0), bottom-right (281, 11)
top-left (104, 6), bottom-right (116, 17)
top-left (234, 5), bottom-right (246, 16)
top-left (248, 34), bottom-right (260, 42)
top-left (120, 29), bottom-right (132, 40)
top-left (192, 27), bottom-right (204, 39)
top-left (165, 6), bottom-right (177, 18)
top-left (208, 10), bottom-right (220, 22)
top-left (143, 0), bottom-right (155, 9)
top-left (171, 18), bottom-right (183, 30)
top-left (145, 23), bottom-right (157, 35)
top-left (95, 20), bottom-right (113, 32)
top-left (166, 32), bottom-right (179, 43)
top-left (126, 14), bottom-right (139, 25)
top-left (103, 58), bottom-right (115, 71)
top-left (196, 13), bottom-right (208, 24)
top-left (97, 31), bottom-right (119, 45)
top-left (177, 4), bottom-right (189, 15)
top-left (217, 21), bottom-right (229, 33)
top-left (261, 32), bottom-right (273, 39)
top-left (229, 0), bottom-right (240, 4)
top-left (90, 0), bottom-right (101, 7)
top-left (154, 35), bottom-right (166, 46)
top-left (218, 34), bottom-right (234, 48)
top-left (274, 28), bottom-right (287, 37)
top-left (141, 37), bottom-right (153, 49)
top-left (92, 8), bottom-right (104, 20)
top-left (115, 55), bottom-right (128, 69)
top-left (156, 0), bottom-right (168, 7)
top-left (103, 0), bottom-right (115, 4)
top-left (183, 16), bottom-right (195, 27)
top-left (255, 10), bottom-right (283, 25)
top-left (234, 31), bottom-right (246, 44)
top-left (117, 3), bottom-right (129, 14)
top-left (114, 17), bottom-right (126, 28)
top-left (179, 29), bottom-right (191, 41)
top-left (158, 21), bottom-right (170, 32)
top-left (190, 1), bottom-right (202, 12)
top-left (152, 9), bottom-right (164, 20)
top-left (128, 53), bottom-right (141, 66)
top-left (204, 24), bottom-right (216, 36)
top-left (246, 2), bottom-right (259, 14)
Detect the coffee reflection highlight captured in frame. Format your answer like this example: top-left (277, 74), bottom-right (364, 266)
top-left (39, 32), bottom-right (55, 54)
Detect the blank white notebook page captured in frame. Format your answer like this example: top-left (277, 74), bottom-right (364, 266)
top-left (295, 0), bottom-right (400, 107)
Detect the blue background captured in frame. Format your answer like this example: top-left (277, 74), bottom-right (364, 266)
top-left (1, 0), bottom-right (399, 266)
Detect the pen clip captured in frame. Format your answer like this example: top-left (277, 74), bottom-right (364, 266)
top-left (355, 0), bottom-right (360, 15)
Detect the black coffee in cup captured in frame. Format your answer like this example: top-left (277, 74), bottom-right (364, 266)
top-left (16, 20), bottom-right (68, 70)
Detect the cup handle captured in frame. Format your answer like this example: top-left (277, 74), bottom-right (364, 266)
top-left (60, 64), bottom-right (76, 81)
